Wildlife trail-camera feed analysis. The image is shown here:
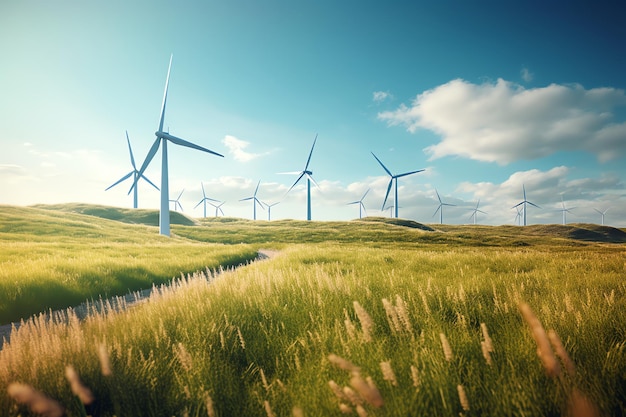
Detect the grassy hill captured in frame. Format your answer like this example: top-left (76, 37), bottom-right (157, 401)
top-left (0, 204), bottom-right (624, 416)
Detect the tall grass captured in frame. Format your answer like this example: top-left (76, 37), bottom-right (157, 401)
top-left (1, 242), bottom-right (624, 416)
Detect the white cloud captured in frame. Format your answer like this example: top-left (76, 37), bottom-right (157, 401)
top-left (378, 78), bottom-right (626, 164)
top-left (521, 67), bottom-right (533, 82)
top-left (221, 135), bottom-right (266, 162)
top-left (373, 91), bottom-right (392, 103)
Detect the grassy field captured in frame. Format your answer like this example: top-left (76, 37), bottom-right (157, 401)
top-left (0, 204), bottom-right (624, 416)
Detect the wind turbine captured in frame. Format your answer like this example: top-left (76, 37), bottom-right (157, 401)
top-left (432, 189), bottom-right (456, 224)
top-left (263, 201), bottom-right (280, 221)
top-left (209, 201), bottom-right (225, 217)
top-left (511, 184), bottom-right (540, 226)
top-left (240, 180), bottom-right (264, 220)
top-left (132, 54), bottom-right (224, 236)
top-left (194, 182), bottom-right (219, 218)
top-left (348, 188), bottom-right (370, 219)
top-left (468, 199), bottom-right (487, 225)
top-left (105, 131), bottom-right (159, 208)
top-left (372, 153), bottom-right (424, 218)
top-left (557, 197), bottom-right (575, 225)
top-left (594, 207), bottom-right (610, 225)
top-left (169, 189), bottom-right (184, 212)
top-left (282, 135), bottom-right (319, 221)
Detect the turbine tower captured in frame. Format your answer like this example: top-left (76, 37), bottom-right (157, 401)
top-left (432, 189), bottom-right (456, 224)
top-left (468, 199), bottom-right (487, 225)
top-left (105, 131), bottom-right (159, 208)
top-left (169, 189), bottom-right (184, 212)
top-left (511, 184), bottom-right (540, 226)
top-left (557, 197), bottom-right (575, 225)
top-left (594, 207), bottom-right (610, 225)
top-left (194, 182), bottom-right (219, 218)
top-left (240, 180), bottom-right (264, 220)
top-left (132, 54), bottom-right (224, 236)
top-left (347, 188), bottom-right (370, 219)
top-left (283, 135), bottom-right (319, 221)
top-left (371, 152), bottom-right (424, 219)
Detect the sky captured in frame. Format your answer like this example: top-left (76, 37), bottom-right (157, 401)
top-left (1, 0), bottom-right (625, 227)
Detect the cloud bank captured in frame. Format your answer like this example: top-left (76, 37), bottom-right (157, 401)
top-left (222, 135), bottom-right (265, 162)
top-left (378, 79), bottom-right (626, 164)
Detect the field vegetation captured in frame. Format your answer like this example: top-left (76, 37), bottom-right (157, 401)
top-left (0, 204), bottom-right (624, 416)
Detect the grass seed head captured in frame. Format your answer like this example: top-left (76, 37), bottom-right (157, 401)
top-left (379, 360), bottom-right (398, 386)
top-left (7, 382), bottom-right (64, 417)
top-left (97, 343), bottom-right (112, 376)
top-left (439, 333), bottom-right (454, 362)
top-left (548, 329), bottom-right (576, 376)
top-left (65, 365), bottom-right (95, 405)
top-left (350, 373), bottom-right (384, 408)
top-left (353, 301), bottom-right (373, 342)
top-left (328, 354), bottom-right (360, 373)
top-left (519, 302), bottom-right (561, 378)
top-left (457, 384), bottom-right (470, 411)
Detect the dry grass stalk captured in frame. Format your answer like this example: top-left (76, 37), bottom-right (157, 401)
top-left (480, 322), bottom-right (494, 352)
top-left (237, 327), bottom-right (246, 349)
top-left (328, 354), bottom-right (360, 373)
top-left (548, 330), bottom-right (576, 376)
top-left (353, 301), bottom-right (373, 342)
top-left (174, 343), bottom-right (194, 372)
top-left (481, 341), bottom-right (493, 366)
top-left (567, 388), bottom-right (600, 417)
top-left (292, 406), bottom-right (304, 417)
top-left (65, 365), bottom-right (95, 405)
top-left (339, 403), bottom-right (353, 414)
top-left (329, 380), bottom-right (346, 401)
top-left (342, 386), bottom-right (362, 406)
top-left (439, 333), bottom-right (454, 362)
top-left (395, 295), bottom-right (413, 332)
top-left (519, 302), bottom-right (560, 377)
top-left (419, 290), bottom-right (431, 315)
top-left (97, 343), bottom-right (112, 376)
top-left (264, 400), bottom-right (276, 417)
top-left (410, 365), bottom-right (421, 387)
top-left (260, 368), bottom-right (270, 391)
top-left (204, 391), bottom-right (215, 417)
top-left (382, 298), bottom-right (402, 333)
top-left (7, 382), bottom-right (64, 417)
top-left (379, 361), bottom-right (398, 386)
top-left (457, 384), bottom-right (470, 411)
top-left (356, 404), bottom-right (368, 417)
top-left (344, 308), bottom-right (357, 341)
top-left (350, 373), bottom-right (384, 408)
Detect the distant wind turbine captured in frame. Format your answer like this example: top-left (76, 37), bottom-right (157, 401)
top-left (348, 188), bottom-right (370, 219)
top-left (432, 189), bottom-right (456, 224)
top-left (511, 184), bottom-right (540, 226)
top-left (263, 201), bottom-right (280, 221)
top-left (282, 135), bottom-right (319, 221)
top-left (372, 153), bottom-right (424, 218)
top-left (383, 203), bottom-right (398, 218)
top-left (209, 201), bottom-right (225, 217)
top-left (468, 199), bottom-right (487, 225)
top-left (105, 131), bottom-right (159, 208)
top-left (557, 197), bottom-right (575, 225)
top-left (169, 189), bottom-right (184, 212)
top-left (240, 180), bottom-right (264, 220)
top-left (132, 54), bottom-right (224, 236)
top-left (594, 207), bottom-right (610, 225)
top-left (514, 206), bottom-right (523, 225)
top-left (194, 182), bottom-right (219, 218)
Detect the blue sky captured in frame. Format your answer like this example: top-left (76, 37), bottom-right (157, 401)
top-left (1, 0), bottom-right (625, 226)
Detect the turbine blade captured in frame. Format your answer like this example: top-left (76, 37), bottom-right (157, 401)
top-left (527, 201), bottom-right (541, 209)
top-left (254, 180), bottom-right (261, 196)
top-left (287, 172), bottom-right (305, 194)
top-left (158, 54), bottom-right (173, 133)
top-left (194, 200), bottom-right (203, 209)
top-left (396, 169), bottom-right (424, 178)
top-left (240, 197), bottom-right (254, 201)
top-left (371, 152), bottom-right (392, 176)
top-left (131, 138), bottom-right (161, 194)
top-left (255, 198), bottom-right (265, 210)
top-left (126, 131), bottom-right (137, 169)
top-left (304, 134), bottom-right (318, 171)
top-left (381, 179), bottom-right (393, 210)
top-left (435, 189), bottom-right (442, 203)
top-left (177, 189), bottom-right (185, 200)
top-left (105, 172), bottom-right (133, 190)
top-left (140, 174), bottom-right (160, 191)
top-left (511, 201), bottom-right (524, 209)
top-left (433, 205), bottom-right (441, 218)
top-left (361, 188), bottom-right (370, 201)
top-left (277, 171), bottom-right (302, 175)
top-left (201, 182), bottom-right (206, 198)
top-left (306, 173), bottom-right (320, 190)
top-left (165, 133), bottom-right (224, 157)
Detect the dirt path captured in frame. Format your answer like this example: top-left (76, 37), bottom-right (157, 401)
top-left (0, 249), bottom-right (278, 350)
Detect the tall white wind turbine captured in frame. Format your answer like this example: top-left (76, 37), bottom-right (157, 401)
top-left (132, 54), bottom-right (224, 236)
top-left (105, 131), bottom-right (159, 208)
top-left (209, 201), bottom-right (225, 217)
top-left (468, 199), bottom-right (487, 225)
top-left (348, 188), bottom-right (370, 219)
top-left (194, 182), bottom-right (219, 218)
top-left (240, 180), bottom-right (264, 220)
top-left (169, 189), bottom-right (184, 212)
top-left (263, 201), bottom-right (280, 221)
top-left (372, 153), bottom-right (424, 219)
top-left (432, 189), bottom-right (456, 224)
top-left (514, 206), bottom-right (523, 225)
top-left (594, 207), bottom-right (610, 225)
top-left (282, 135), bottom-right (319, 221)
top-left (511, 184), bottom-right (540, 226)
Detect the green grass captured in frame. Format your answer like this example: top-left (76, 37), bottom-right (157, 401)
top-left (0, 204), bottom-right (624, 416)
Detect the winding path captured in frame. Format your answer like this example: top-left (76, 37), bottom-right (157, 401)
top-left (0, 249), bottom-right (278, 350)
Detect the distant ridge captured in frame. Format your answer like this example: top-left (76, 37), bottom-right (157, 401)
top-left (523, 223), bottom-right (626, 243)
top-left (358, 216), bottom-right (435, 231)
top-left (32, 203), bottom-right (197, 227)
